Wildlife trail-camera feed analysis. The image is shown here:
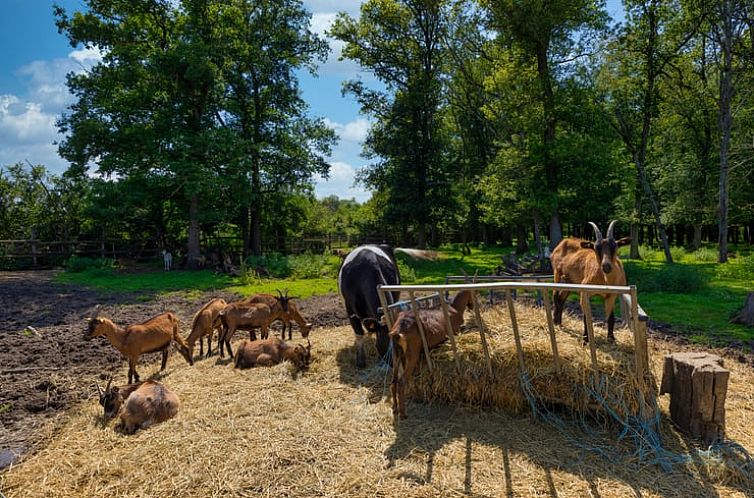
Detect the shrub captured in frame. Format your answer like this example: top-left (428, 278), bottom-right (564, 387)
top-left (289, 253), bottom-right (331, 279)
top-left (245, 253), bottom-right (290, 278)
top-left (716, 254), bottom-right (754, 280)
top-left (65, 256), bottom-right (115, 273)
top-left (689, 247), bottom-right (717, 262)
top-left (624, 262), bottom-right (707, 293)
top-left (397, 259), bottom-right (417, 283)
top-left (669, 246), bottom-right (686, 262)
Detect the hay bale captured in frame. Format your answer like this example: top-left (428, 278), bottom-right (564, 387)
top-left (409, 304), bottom-right (656, 421)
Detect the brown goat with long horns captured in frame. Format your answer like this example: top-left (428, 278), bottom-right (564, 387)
top-left (550, 220), bottom-right (630, 343)
top-left (85, 311), bottom-right (193, 383)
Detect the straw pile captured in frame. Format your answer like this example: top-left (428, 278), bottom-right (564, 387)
top-left (410, 304), bottom-right (655, 421)
top-left (1, 303), bottom-right (753, 498)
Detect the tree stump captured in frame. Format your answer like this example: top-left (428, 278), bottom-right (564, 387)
top-left (730, 292), bottom-right (754, 327)
top-left (660, 352), bottom-right (729, 444)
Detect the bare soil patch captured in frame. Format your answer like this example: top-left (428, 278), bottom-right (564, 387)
top-left (0, 272), bottom-right (347, 469)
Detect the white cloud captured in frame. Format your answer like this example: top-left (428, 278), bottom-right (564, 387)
top-left (0, 96), bottom-right (57, 144)
top-left (305, 0), bottom-right (362, 17)
top-left (314, 160), bottom-right (371, 202)
top-left (69, 46), bottom-right (105, 66)
top-left (325, 117), bottom-right (370, 143)
top-left (308, 10), bottom-right (365, 76)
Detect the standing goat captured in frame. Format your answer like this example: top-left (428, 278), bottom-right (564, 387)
top-left (85, 312), bottom-right (193, 383)
top-left (187, 298), bottom-right (227, 358)
top-left (97, 378), bottom-right (180, 434)
top-left (216, 296), bottom-right (289, 358)
top-left (243, 291), bottom-right (312, 340)
top-left (233, 337), bottom-right (312, 370)
top-left (390, 290), bottom-right (475, 419)
top-left (550, 220), bottom-right (630, 343)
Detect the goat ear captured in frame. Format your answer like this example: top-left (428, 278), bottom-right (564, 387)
top-left (616, 237), bottom-right (631, 247)
top-left (580, 241), bottom-right (594, 250)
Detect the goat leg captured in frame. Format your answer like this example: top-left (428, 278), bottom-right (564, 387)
top-left (161, 348), bottom-right (169, 370)
top-left (607, 312), bottom-right (616, 342)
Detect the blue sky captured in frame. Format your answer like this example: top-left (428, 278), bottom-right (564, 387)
top-left (0, 0), bottom-right (623, 203)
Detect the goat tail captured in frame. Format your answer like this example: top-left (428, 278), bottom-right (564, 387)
top-left (394, 248), bottom-right (438, 261)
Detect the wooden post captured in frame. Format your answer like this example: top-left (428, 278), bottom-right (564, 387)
top-left (505, 290), bottom-right (526, 372)
top-left (408, 291), bottom-right (433, 371)
top-left (660, 352), bottom-right (729, 444)
top-left (439, 295), bottom-right (462, 372)
top-left (377, 286), bottom-right (394, 331)
top-left (542, 291), bottom-right (561, 373)
top-left (630, 287), bottom-right (647, 393)
top-left (581, 292), bottom-right (598, 371)
top-left (471, 292), bottom-right (493, 376)
top-left (30, 229), bottom-right (38, 267)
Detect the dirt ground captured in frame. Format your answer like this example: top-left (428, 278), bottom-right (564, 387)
top-left (0, 271), bottom-right (348, 469)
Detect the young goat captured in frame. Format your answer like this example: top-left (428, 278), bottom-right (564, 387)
top-left (550, 220), bottom-right (630, 343)
top-left (389, 290), bottom-right (475, 419)
top-left (97, 378), bottom-right (180, 434)
top-left (242, 291), bottom-right (312, 340)
top-left (85, 312), bottom-right (193, 384)
top-left (186, 298), bottom-right (227, 359)
top-left (216, 297), bottom-right (289, 358)
top-left (233, 337), bottom-right (312, 370)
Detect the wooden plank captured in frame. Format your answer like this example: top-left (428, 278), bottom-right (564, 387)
top-left (439, 295), bottom-right (461, 372)
top-left (471, 292), bottom-right (493, 376)
top-left (408, 290), bottom-right (433, 371)
top-left (541, 291), bottom-right (560, 373)
top-left (505, 290), bottom-right (526, 372)
top-left (580, 292), bottom-right (598, 371)
top-left (377, 286), bottom-right (394, 331)
top-left (380, 282), bottom-right (635, 295)
top-left (630, 286), bottom-right (647, 390)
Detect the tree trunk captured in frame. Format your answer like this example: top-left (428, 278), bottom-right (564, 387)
top-left (717, 0), bottom-right (734, 263)
top-left (693, 225), bottom-right (702, 250)
top-left (731, 292), bottom-right (754, 327)
top-left (241, 206), bottom-right (251, 259)
top-left (630, 187), bottom-right (642, 259)
top-left (516, 224), bottom-right (528, 254)
top-left (187, 194), bottom-right (201, 270)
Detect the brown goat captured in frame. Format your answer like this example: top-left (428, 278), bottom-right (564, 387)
top-left (242, 292), bottom-right (312, 340)
top-left (389, 290), bottom-right (475, 419)
top-left (217, 299), bottom-right (288, 358)
top-left (97, 378), bottom-right (180, 434)
top-left (187, 298), bottom-right (227, 359)
top-left (85, 312), bottom-right (193, 384)
top-left (551, 220), bottom-right (630, 343)
top-left (233, 337), bottom-right (312, 370)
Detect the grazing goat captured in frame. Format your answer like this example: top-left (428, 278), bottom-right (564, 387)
top-left (216, 297), bottom-right (289, 358)
top-left (550, 220), bottom-right (630, 343)
top-left (162, 250), bottom-right (172, 272)
top-left (97, 378), bottom-right (180, 434)
top-left (243, 291), bottom-right (312, 340)
top-left (85, 312), bottom-right (194, 384)
top-left (187, 298), bottom-right (227, 358)
top-left (233, 337), bottom-right (312, 370)
top-left (390, 290), bottom-right (475, 419)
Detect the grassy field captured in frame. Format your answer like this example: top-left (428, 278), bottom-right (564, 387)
top-left (56, 244), bottom-right (753, 347)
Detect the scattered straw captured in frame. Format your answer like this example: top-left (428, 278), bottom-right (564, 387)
top-left (1, 302), bottom-right (753, 498)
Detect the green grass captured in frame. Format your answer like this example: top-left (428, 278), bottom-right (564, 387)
top-left (55, 244), bottom-right (753, 347)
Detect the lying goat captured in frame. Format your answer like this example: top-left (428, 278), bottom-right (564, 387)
top-left (390, 290), bottom-right (474, 419)
top-left (233, 337), bottom-right (312, 370)
top-left (97, 378), bottom-right (180, 434)
top-left (217, 297), bottom-right (288, 358)
top-left (243, 291), bottom-right (312, 340)
top-left (187, 297), bottom-right (227, 358)
top-left (551, 220), bottom-right (630, 343)
top-left (85, 311), bottom-right (193, 383)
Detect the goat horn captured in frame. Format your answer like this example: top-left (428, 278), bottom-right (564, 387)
top-left (588, 222), bottom-right (603, 242)
top-left (606, 220), bottom-right (617, 240)
top-left (275, 289), bottom-right (283, 299)
top-left (105, 375), bottom-right (113, 392)
top-left (95, 383), bottom-right (103, 398)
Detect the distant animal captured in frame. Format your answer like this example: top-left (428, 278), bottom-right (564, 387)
top-left (162, 250), bottom-right (172, 272)
top-left (97, 378), bottom-right (180, 434)
top-left (389, 290), bottom-right (475, 418)
top-left (242, 291), bottom-right (312, 340)
top-left (85, 311), bottom-right (193, 384)
top-left (338, 244), bottom-right (436, 368)
top-left (233, 337), bottom-right (312, 370)
top-left (550, 220), bottom-right (630, 343)
top-left (186, 298), bottom-right (227, 358)
top-left (216, 296), bottom-right (289, 358)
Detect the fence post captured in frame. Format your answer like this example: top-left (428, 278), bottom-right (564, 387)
top-left (439, 295), bottom-right (462, 372)
top-left (408, 290), bottom-right (433, 371)
top-left (471, 292), bottom-right (493, 376)
top-left (377, 286), bottom-right (394, 332)
top-left (581, 292), bottom-right (599, 372)
top-left (30, 229), bottom-right (38, 267)
top-left (505, 290), bottom-right (526, 372)
top-left (541, 291), bottom-right (561, 373)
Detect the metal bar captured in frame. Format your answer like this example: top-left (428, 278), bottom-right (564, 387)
top-left (408, 290), bottom-right (433, 371)
top-left (505, 290), bottom-right (526, 372)
top-left (380, 282), bottom-right (635, 295)
top-left (445, 275), bottom-right (554, 281)
top-left (439, 294), bottom-right (461, 372)
top-left (376, 286), bottom-right (394, 331)
top-left (581, 293), bottom-right (598, 371)
top-left (471, 292), bottom-right (493, 376)
top-left (541, 291), bottom-right (561, 373)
